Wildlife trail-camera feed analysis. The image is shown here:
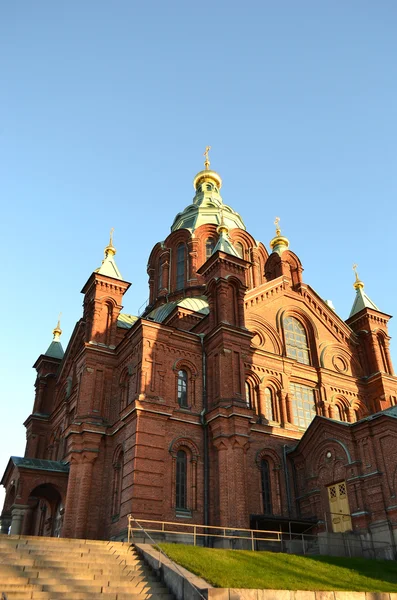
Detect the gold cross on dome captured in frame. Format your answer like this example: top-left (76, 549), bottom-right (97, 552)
top-left (274, 217), bottom-right (281, 236)
top-left (204, 146), bottom-right (211, 170)
top-left (109, 227), bottom-right (114, 246)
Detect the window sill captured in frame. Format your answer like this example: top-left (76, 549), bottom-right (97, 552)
top-left (176, 509), bottom-right (192, 519)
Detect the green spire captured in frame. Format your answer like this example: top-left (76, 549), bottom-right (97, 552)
top-left (349, 265), bottom-right (379, 317)
top-left (212, 211), bottom-right (240, 257)
top-left (45, 316), bottom-right (64, 359)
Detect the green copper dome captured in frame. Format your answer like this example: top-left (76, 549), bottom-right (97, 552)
top-left (171, 170), bottom-right (245, 233)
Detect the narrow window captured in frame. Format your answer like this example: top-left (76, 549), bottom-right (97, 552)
top-left (283, 316), bottom-right (310, 365)
top-left (245, 382), bottom-right (252, 408)
top-left (261, 459), bottom-right (272, 514)
top-left (205, 238), bottom-right (215, 259)
top-left (157, 259), bottom-right (163, 293)
top-left (206, 183), bottom-right (212, 191)
top-left (176, 450), bottom-right (187, 509)
top-left (264, 388), bottom-right (274, 421)
top-left (112, 450), bottom-right (124, 517)
top-left (177, 370), bottom-right (188, 407)
top-left (289, 383), bottom-right (316, 428)
top-left (235, 242), bottom-right (244, 258)
top-left (337, 405), bottom-right (345, 422)
top-left (176, 244), bottom-right (185, 290)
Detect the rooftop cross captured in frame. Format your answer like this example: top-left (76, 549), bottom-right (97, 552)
top-left (352, 263), bottom-right (364, 290)
top-left (204, 146), bottom-right (211, 170)
top-left (274, 216), bottom-right (281, 236)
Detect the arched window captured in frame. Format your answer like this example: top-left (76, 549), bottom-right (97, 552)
top-left (205, 238), bottom-right (215, 259)
top-left (264, 388), bottom-right (274, 421)
top-left (261, 459), bottom-right (272, 514)
top-left (177, 370), bottom-right (188, 407)
top-left (337, 404), bottom-right (346, 422)
top-left (157, 258), bottom-right (163, 293)
top-left (206, 183), bottom-right (213, 191)
top-left (112, 449), bottom-right (124, 518)
top-left (176, 450), bottom-right (187, 510)
top-left (235, 242), bottom-right (244, 258)
top-left (289, 383), bottom-right (316, 428)
top-left (176, 244), bottom-right (185, 290)
top-left (283, 316), bottom-right (310, 365)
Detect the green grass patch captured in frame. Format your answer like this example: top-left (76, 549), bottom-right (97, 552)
top-left (158, 544), bottom-right (397, 591)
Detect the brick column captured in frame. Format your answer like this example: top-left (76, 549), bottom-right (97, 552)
top-left (10, 506), bottom-right (28, 535)
top-left (74, 453), bottom-right (98, 539)
top-left (62, 456), bottom-right (79, 538)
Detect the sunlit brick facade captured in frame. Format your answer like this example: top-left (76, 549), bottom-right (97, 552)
top-left (2, 161), bottom-right (397, 548)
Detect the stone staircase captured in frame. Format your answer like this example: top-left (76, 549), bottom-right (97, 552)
top-left (0, 535), bottom-right (174, 599)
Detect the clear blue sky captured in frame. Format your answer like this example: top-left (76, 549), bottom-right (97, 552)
top-left (1, 1), bottom-right (396, 508)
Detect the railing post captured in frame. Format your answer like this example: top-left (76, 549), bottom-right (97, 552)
top-left (251, 530), bottom-right (254, 551)
top-left (194, 525), bottom-right (197, 546)
top-left (302, 534), bottom-right (306, 555)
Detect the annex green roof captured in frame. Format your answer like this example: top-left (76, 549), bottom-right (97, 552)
top-left (212, 229), bottom-right (240, 257)
top-left (10, 457), bottom-right (69, 473)
top-left (117, 313), bottom-right (138, 329)
top-left (147, 296), bottom-right (209, 323)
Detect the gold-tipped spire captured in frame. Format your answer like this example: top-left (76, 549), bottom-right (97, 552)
top-left (104, 227), bottom-right (116, 257)
top-left (203, 146), bottom-right (211, 170)
top-left (269, 216), bottom-right (289, 255)
top-left (193, 147), bottom-right (222, 190)
top-left (53, 313), bottom-right (62, 341)
top-left (353, 263), bottom-right (364, 290)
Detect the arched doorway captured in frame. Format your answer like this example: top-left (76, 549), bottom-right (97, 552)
top-left (26, 484), bottom-right (63, 537)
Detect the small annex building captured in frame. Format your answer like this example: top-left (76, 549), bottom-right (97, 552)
top-left (2, 154), bottom-right (397, 550)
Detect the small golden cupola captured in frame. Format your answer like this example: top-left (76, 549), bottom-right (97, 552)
top-left (269, 217), bottom-right (290, 255)
top-left (96, 228), bottom-right (123, 280)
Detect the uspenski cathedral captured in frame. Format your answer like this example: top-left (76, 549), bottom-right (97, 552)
top-left (2, 149), bottom-right (397, 550)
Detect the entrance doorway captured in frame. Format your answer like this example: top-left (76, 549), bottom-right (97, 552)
top-left (327, 481), bottom-right (352, 533)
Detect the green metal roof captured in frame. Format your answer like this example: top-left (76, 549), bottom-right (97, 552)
top-left (147, 296), bottom-right (209, 323)
top-left (96, 254), bottom-right (123, 280)
top-left (117, 313), bottom-right (138, 329)
top-left (349, 286), bottom-right (379, 317)
top-left (10, 457), bottom-right (69, 473)
top-left (44, 340), bottom-right (64, 360)
top-left (171, 183), bottom-right (245, 233)
top-left (212, 230), bottom-right (240, 257)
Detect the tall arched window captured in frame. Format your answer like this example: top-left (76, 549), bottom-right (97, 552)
top-left (283, 316), bottom-right (310, 365)
top-left (337, 404), bottom-right (346, 422)
top-left (261, 459), bottom-right (272, 514)
top-left (176, 450), bottom-right (187, 509)
top-left (289, 383), bottom-right (316, 428)
top-left (176, 244), bottom-right (185, 290)
top-left (264, 388), bottom-right (274, 421)
top-left (177, 370), bottom-right (188, 407)
top-left (205, 238), bottom-right (215, 259)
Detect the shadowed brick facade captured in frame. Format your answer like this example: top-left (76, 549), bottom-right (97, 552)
top-left (2, 161), bottom-right (397, 549)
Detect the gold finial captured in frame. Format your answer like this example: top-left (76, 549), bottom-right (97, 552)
top-left (53, 313), bottom-right (62, 340)
top-left (104, 227), bottom-right (116, 257)
top-left (204, 146), bottom-right (211, 170)
top-left (217, 206), bottom-right (229, 235)
top-left (353, 263), bottom-right (364, 290)
top-left (274, 217), bottom-right (281, 236)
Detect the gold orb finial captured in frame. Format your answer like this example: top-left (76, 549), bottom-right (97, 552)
top-left (104, 227), bottom-right (116, 257)
top-left (269, 216), bottom-right (289, 255)
top-left (353, 263), bottom-right (364, 290)
top-left (53, 313), bottom-right (62, 340)
top-left (204, 146), bottom-right (211, 170)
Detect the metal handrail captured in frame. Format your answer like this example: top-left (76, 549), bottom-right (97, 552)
top-left (128, 515), bottom-right (207, 600)
top-left (127, 517), bottom-right (281, 550)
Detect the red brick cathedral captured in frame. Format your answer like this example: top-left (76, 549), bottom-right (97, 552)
top-left (2, 155), bottom-right (397, 547)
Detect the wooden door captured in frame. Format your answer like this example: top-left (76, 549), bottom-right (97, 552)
top-left (327, 481), bottom-right (352, 532)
